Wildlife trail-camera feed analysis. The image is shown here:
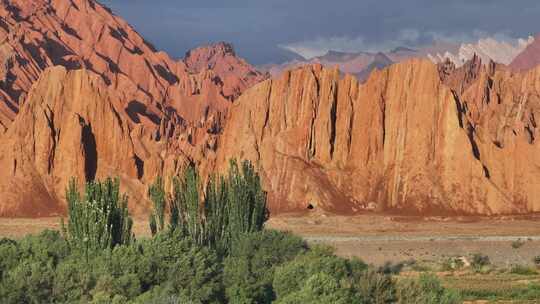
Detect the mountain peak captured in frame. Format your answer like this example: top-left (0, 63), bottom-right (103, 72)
top-left (373, 52), bottom-right (393, 62)
top-left (510, 34), bottom-right (540, 71)
top-left (185, 42), bottom-right (236, 60)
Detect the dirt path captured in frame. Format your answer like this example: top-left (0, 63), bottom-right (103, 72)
top-left (1, 214), bottom-right (540, 267)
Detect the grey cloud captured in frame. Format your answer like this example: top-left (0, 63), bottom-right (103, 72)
top-left (99, 0), bottom-right (540, 64)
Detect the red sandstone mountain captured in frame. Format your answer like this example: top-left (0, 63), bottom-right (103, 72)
top-left (1, 0), bottom-right (540, 217)
top-left (0, 67), bottom-right (147, 216)
top-left (0, 0), bottom-right (266, 130)
top-left (217, 60), bottom-right (540, 215)
top-left (184, 42), bottom-right (270, 99)
top-left (0, 0), bottom-right (266, 216)
top-left (510, 34), bottom-right (540, 72)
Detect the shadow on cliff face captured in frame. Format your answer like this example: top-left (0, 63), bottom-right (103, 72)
top-left (134, 155), bottom-right (144, 180)
top-left (125, 100), bottom-right (161, 125)
top-left (154, 64), bottom-right (179, 85)
top-left (81, 123), bottom-right (98, 181)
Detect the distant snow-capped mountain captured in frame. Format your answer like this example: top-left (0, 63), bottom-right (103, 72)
top-left (429, 36), bottom-right (535, 66)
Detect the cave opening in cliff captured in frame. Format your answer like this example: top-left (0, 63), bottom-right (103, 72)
top-left (307, 203), bottom-right (315, 210)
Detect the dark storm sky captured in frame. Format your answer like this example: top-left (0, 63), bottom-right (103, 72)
top-left (99, 0), bottom-right (540, 65)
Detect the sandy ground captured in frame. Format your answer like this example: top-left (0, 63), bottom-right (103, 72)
top-left (2, 213), bottom-right (540, 267)
top-left (268, 213), bottom-right (540, 266)
top-left (0, 217), bottom-right (152, 239)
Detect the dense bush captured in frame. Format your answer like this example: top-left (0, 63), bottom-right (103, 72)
top-left (509, 264), bottom-right (538, 275)
top-left (0, 230), bottom-right (225, 303)
top-left (0, 230), bottom-right (69, 302)
top-left (0, 229), bottom-right (461, 303)
top-left (511, 239), bottom-right (525, 249)
top-left (471, 253), bottom-right (491, 270)
top-left (272, 246), bottom-right (369, 303)
top-left (355, 270), bottom-right (397, 303)
top-left (223, 230), bottom-right (307, 303)
top-left (396, 274), bottom-right (461, 304)
top-left (377, 261), bottom-right (405, 275)
top-left (533, 255), bottom-right (540, 267)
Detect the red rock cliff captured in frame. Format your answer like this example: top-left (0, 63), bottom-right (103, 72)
top-left (217, 60), bottom-right (540, 215)
top-left (0, 67), bottom-right (152, 216)
top-left (0, 0), bottom-right (267, 216)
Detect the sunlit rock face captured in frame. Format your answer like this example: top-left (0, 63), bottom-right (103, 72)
top-left (0, 0), bottom-right (267, 216)
top-left (217, 59), bottom-right (540, 215)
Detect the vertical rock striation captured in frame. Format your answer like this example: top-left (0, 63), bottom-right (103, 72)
top-left (217, 59), bottom-right (540, 215)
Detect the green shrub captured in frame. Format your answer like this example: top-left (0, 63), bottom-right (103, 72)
top-left (0, 238), bottom-right (19, 279)
top-left (0, 260), bottom-right (56, 303)
top-left (224, 230), bottom-right (307, 303)
top-left (0, 230), bottom-right (70, 304)
top-left (509, 265), bottom-right (538, 275)
top-left (533, 256), bottom-right (540, 267)
top-left (133, 286), bottom-right (181, 304)
top-left (18, 229), bottom-right (69, 263)
top-left (355, 270), bottom-right (397, 303)
top-left (53, 255), bottom-right (96, 302)
top-left (396, 274), bottom-right (461, 304)
top-left (511, 239), bottom-right (525, 249)
top-left (521, 284), bottom-right (540, 300)
top-left (378, 261), bottom-right (405, 275)
top-left (137, 233), bottom-right (225, 302)
top-left (164, 246), bottom-right (224, 303)
top-left (274, 272), bottom-right (355, 304)
top-left (272, 246), bottom-right (367, 302)
top-left (471, 253), bottom-right (490, 270)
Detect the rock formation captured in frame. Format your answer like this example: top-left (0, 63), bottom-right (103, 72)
top-left (0, 0), bottom-right (266, 216)
top-left (184, 42), bottom-right (269, 100)
top-left (0, 0), bottom-right (266, 128)
top-left (1, 0), bottom-right (540, 217)
top-left (0, 67), bottom-right (145, 216)
top-left (510, 34), bottom-right (540, 72)
top-left (217, 60), bottom-right (540, 215)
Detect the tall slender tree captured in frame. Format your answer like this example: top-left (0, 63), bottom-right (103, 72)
top-left (148, 176), bottom-right (166, 236)
top-left (61, 178), bottom-right (134, 256)
top-left (167, 160), bottom-right (269, 252)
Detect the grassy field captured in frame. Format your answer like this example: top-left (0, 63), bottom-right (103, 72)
top-left (444, 272), bottom-right (540, 303)
top-left (396, 263), bottom-right (540, 303)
